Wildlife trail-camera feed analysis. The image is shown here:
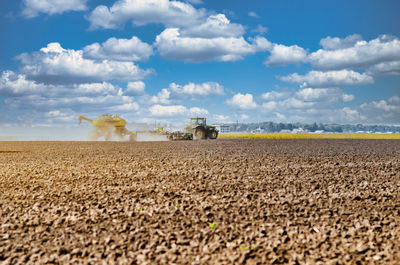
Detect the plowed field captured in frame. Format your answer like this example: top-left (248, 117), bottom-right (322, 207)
top-left (1, 140), bottom-right (400, 264)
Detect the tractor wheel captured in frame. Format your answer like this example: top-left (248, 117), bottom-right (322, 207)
top-left (208, 130), bottom-right (218, 139)
top-left (194, 128), bottom-right (206, 140)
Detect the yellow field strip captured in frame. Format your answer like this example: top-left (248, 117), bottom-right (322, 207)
top-left (219, 133), bottom-right (400, 140)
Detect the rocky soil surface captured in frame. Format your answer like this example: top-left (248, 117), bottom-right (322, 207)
top-left (1, 139), bottom-right (400, 264)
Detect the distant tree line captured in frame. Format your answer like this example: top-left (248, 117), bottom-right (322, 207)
top-left (221, 122), bottom-right (400, 133)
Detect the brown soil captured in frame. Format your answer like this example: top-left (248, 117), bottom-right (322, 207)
top-left (1, 139), bottom-right (400, 264)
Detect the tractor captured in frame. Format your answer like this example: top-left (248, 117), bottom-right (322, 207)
top-left (186, 117), bottom-right (218, 140)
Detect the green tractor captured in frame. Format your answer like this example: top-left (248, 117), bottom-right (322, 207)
top-left (186, 117), bottom-right (218, 140)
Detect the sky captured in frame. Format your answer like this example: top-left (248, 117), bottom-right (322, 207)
top-left (0, 0), bottom-right (399, 127)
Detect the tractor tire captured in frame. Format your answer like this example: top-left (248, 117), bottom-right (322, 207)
top-left (208, 130), bottom-right (218, 139)
top-left (194, 128), bottom-right (206, 140)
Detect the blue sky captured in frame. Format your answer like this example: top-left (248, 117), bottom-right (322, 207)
top-left (0, 0), bottom-right (399, 126)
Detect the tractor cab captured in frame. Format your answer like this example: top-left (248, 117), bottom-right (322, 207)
top-left (190, 117), bottom-right (206, 126)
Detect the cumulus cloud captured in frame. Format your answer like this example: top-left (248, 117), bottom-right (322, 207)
top-left (17, 42), bottom-right (153, 84)
top-left (2, 78), bottom-right (139, 119)
top-left (252, 24), bottom-right (268, 34)
top-left (212, 114), bottom-right (230, 123)
top-left (126, 81), bottom-right (146, 95)
top-left (181, 14), bottom-right (244, 38)
top-left (150, 89), bottom-right (171, 104)
top-left (278, 70), bottom-right (374, 87)
top-left (87, 1), bottom-right (270, 62)
top-left (169, 82), bottom-right (224, 96)
top-left (261, 101), bottom-right (277, 111)
top-left (114, 102), bottom-right (140, 111)
top-left (261, 91), bottom-right (289, 101)
top-left (258, 90), bottom-right (397, 124)
top-left (366, 61), bottom-right (400, 76)
top-left (155, 28), bottom-right (271, 62)
top-left (309, 35), bottom-right (400, 70)
top-left (83, 36), bottom-right (153, 62)
top-left (22, 0), bottom-right (87, 18)
top-left (260, 88), bottom-right (355, 115)
top-left (6, 94), bottom-right (137, 114)
top-left (319, 34), bottom-right (363, 50)
top-left (148, 81), bottom-right (224, 104)
top-left (358, 96), bottom-right (400, 124)
top-left (0, 69), bottom-right (144, 124)
top-left (296, 87), bottom-right (354, 102)
top-left (87, 0), bottom-right (206, 29)
top-left (149, 104), bottom-right (208, 117)
top-left (0, 70), bottom-right (42, 95)
top-left (334, 107), bottom-right (366, 123)
top-left (257, 89), bottom-right (398, 124)
top-left (0, 70), bottom-right (121, 97)
top-left (361, 96), bottom-right (400, 112)
top-left (265, 44), bottom-right (308, 66)
top-left (226, 93), bottom-right (258, 110)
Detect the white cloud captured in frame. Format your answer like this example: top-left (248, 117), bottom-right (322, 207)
top-left (248, 12), bottom-right (260, 18)
top-left (274, 112), bottom-right (286, 120)
top-left (296, 87), bottom-right (354, 102)
top-left (226, 93), bottom-right (258, 110)
top-left (258, 92), bottom-right (400, 124)
top-left (240, 114), bottom-right (249, 120)
top-left (361, 96), bottom-right (400, 112)
top-left (145, 81), bottom-right (224, 106)
top-left (0, 70), bottom-right (144, 124)
top-left (115, 102), bottom-right (140, 111)
top-left (279, 98), bottom-right (315, 109)
top-left (150, 88), bottom-right (171, 104)
top-left (75, 82), bottom-right (121, 95)
top-left (278, 70), bottom-right (374, 87)
top-left (181, 14), bottom-right (244, 38)
top-left (261, 91), bottom-right (288, 101)
top-left (0, 70), bottom-right (42, 95)
top-left (155, 28), bottom-right (271, 62)
top-left (212, 114), bottom-right (230, 123)
top-left (261, 101), bottom-right (277, 111)
top-left (169, 82), bottom-right (224, 96)
top-left (366, 61), bottom-right (400, 76)
top-left (260, 88), bottom-right (355, 117)
top-left (189, 107), bottom-right (209, 116)
top-left (252, 24), bottom-right (268, 34)
top-left (149, 104), bottom-right (208, 117)
top-left (44, 110), bottom-right (76, 123)
top-left (319, 34), bottom-right (363, 50)
top-left (22, 0), bottom-right (87, 18)
top-left (17, 42), bottom-right (153, 84)
top-left (335, 107), bottom-right (366, 123)
top-left (126, 81), bottom-right (146, 95)
top-left (83, 36), bottom-right (153, 62)
top-left (358, 96), bottom-right (400, 123)
top-left (0, 70), bottom-right (121, 97)
top-left (87, 0), bottom-right (206, 29)
top-left (6, 94), bottom-right (137, 114)
top-left (265, 44), bottom-right (307, 66)
top-left (309, 35), bottom-right (400, 70)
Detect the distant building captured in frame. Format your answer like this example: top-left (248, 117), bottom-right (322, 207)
top-left (292, 128), bottom-right (307, 133)
top-left (251, 127), bottom-right (264, 133)
top-left (214, 125), bottom-right (230, 133)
